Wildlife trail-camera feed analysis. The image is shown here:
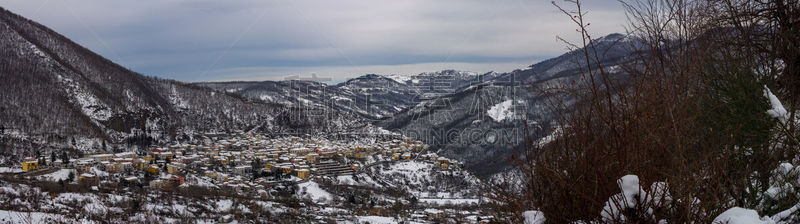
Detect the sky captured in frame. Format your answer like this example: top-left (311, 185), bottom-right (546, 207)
top-left (0, 0), bottom-right (628, 83)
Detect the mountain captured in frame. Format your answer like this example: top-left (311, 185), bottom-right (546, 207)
top-left (0, 7), bottom-right (360, 164)
top-left (378, 34), bottom-right (642, 176)
top-left (199, 70), bottom-right (506, 121)
top-left (386, 70), bottom-right (489, 89)
top-left (198, 74), bottom-right (420, 121)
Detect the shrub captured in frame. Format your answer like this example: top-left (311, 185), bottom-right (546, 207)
top-left (492, 0), bottom-right (800, 223)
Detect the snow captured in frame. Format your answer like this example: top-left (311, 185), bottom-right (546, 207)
top-left (336, 175), bottom-right (357, 185)
top-left (419, 198), bottom-right (480, 206)
top-left (55, 75), bottom-right (112, 121)
top-left (27, 42), bottom-right (47, 58)
top-left (0, 186), bottom-right (20, 196)
top-left (169, 85), bottom-right (191, 110)
top-left (84, 198), bottom-right (108, 215)
top-left (772, 204), bottom-right (800, 222)
top-left (389, 160), bottom-right (430, 172)
top-left (259, 94), bottom-right (274, 102)
top-left (537, 126), bottom-right (561, 147)
top-left (713, 207), bottom-right (775, 224)
top-left (0, 210), bottom-right (73, 223)
top-left (385, 74), bottom-right (412, 83)
top-left (0, 167), bottom-right (22, 173)
top-left (618, 175), bottom-right (640, 208)
top-left (52, 192), bottom-right (108, 216)
top-left (90, 167), bottom-right (109, 177)
top-left (216, 199), bottom-right (233, 212)
top-left (424, 208), bottom-right (443, 214)
top-left (764, 86), bottom-right (788, 123)
top-left (186, 175), bottom-right (217, 188)
top-left (487, 100), bottom-right (514, 122)
top-left (37, 169), bottom-right (75, 182)
top-left (601, 174), bottom-right (646, 222)
top-left (297, 181), bottom-right (333, 204)
top-left (331, 95), bottom-right (353, 102)
top-left (357, 216), bottom-right (399, 224)
top-left (523, 210), bottom-right (546, 224)
top-left (646, 182), bottom-right (671, 206)
top-left (375, 127), bottom-right (396, 135)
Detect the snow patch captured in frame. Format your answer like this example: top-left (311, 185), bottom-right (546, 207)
top-left (357, 215), bottom-right (399, 224)
top-left (713, 207), bottom-right (775, 224)
top-left (55, 75), bottom-right (112, 121)
top-left (215, 199), bottom-right (233, 212)
top-left (385, 74), bottom-right (412, 84)
top-left (0, 167), bottom-right (23, 173)
top-left (487, 100), bottom-right (514, 122)
top-left (169, 85), bottom-right (191, 110)
top-left (0, 210), bottom-right (72, 223)
top-left (523, 210), bottom-right (546, 224)
top-left (297, 181), bottom-right (333, 204)
top-left (37, 169), bottom-right (75, 182)
top-left (764, 86), bottom-right (788, 123)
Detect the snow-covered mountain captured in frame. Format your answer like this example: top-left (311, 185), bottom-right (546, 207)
top-left (199, 70), bottom-right (505, 122)
top-left (378, 33), bottom-right (642, 176)
top-left (197, 74), bottom-right (420, 121)
top-left (386, 70), bottom-right (487, 89)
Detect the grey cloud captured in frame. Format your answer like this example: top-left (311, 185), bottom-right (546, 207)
top-left (0, 0), bottom-right (627, 82)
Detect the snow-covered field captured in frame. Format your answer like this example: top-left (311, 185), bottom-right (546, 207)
top-left (0, 167), bottom-right (22, 173)
top-left (335, 174), bottom-right (381, 188)
top-left (356, 215), bottom-right (400, 224)
top-left (418, 198), bottom-right (481, 206)
top-left (36, 169), bottom-right (75, 182)
top-left (298, 181), bottom-right (334, 204)
top-left (0, 209), bottom-right (78, 223)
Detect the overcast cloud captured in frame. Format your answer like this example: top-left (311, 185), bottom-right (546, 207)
top-left (0, 0), bottom-right (628, 83)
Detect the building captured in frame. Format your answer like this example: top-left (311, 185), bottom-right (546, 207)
top-left (78, 173), bottom-right (99, 185)
top-left (219, 173), bottom-right (230, 182)
top-left (76, 161), bottom-right (92, 174)
top-left (166, 164), bottom-right (180, 175)
top-left (134, 159), bottom-right (149, 170)
top-left (234, 165), bottom-right (252, 175)
top-left (147, 165), bottom-right (160, 175)
top-left (22, 157), bottom-right (38, 171)
top-left (425, 208), bottom-right (446, 219)
top-left (280, 165), bottom-right (292, 174)
top-left (105, 162), bottom-right (122, 173)
top-left (305, 153), bottom-right (318, 164)
top-left (149, 179), bottom-right (172, 190)
top-left (205, 171), bottom-right (219, 180)
top-left (296, 169), bottom-right (310, 179)
top-left (114, 152), bottom-right (137, 160)
top-left (437, 157), bottom-right (450, 170)
top-left (142, 156), bottom-right (155, 163)
top-left (122, 176), bottom-right (139, 186)
top-left (90, 154), bottom-right (114, 162)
